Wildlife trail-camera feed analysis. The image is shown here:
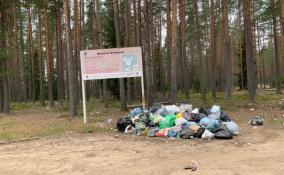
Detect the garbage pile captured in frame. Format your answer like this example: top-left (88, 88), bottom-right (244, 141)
top-left (116, 104), bottom-right (240, 140)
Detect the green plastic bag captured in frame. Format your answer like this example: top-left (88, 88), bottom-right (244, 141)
top-left (159, 114), bottom-right (176, 129)
top-left (149, 114), bottom-right (164, 124)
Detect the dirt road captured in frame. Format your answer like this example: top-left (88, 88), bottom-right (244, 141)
top-left (0, 110), bottom-right (284, 175)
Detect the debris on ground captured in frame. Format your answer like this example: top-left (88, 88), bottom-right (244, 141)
top-left (250, 116), bottom-right (264, 126)
top-left (116, 104), bottom-right (240, 140)
top-left (184, 163), bottom-right (198, 171)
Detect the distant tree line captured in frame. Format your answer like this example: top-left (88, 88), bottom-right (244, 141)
top-left (0, 0), bottom-right (284, 115)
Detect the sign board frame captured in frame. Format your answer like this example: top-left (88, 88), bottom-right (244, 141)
top-left (80, 47), bottom-right (145, 124)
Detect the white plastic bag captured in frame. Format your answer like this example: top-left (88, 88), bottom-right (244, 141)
top-left (180, 104), bottom-right (193, 112)
top-left (210, 105), bottom-right (221, 114)
top-left (192, 108), bottom-right (199, 114)
top-left (165, 105), bottom-right (181, 114)
top-left (201, 130), bottom-right (215, 140)
top-left (223, 121), bottom-right (240, 135)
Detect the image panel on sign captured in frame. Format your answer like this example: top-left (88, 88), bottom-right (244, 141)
top-left (122, 54), bottom-right (138, 72)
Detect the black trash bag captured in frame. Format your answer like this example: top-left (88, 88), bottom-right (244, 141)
top-left (149, 105), bottom-right (162, 113)
top-left (117, 117), bottom-right (133, 132)
top-left (220, 112), bottom-right (232, 122)
top-left (190, 113), bottom-right (207, 122)
top-left (250, 116), bottom-right (263, 126)
top-left (199, 107), bottom-right (210, 115)
top-left (180, 128), bottom-right (196, 139)
top-left (213, 124), bottom-right (233, 139)
top-left (138, 114), bottom-right (153, 127)
top-left (194, 127), bottom-right (205, 138)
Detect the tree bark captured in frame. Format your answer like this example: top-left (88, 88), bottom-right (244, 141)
top-left (28, 5), bottom-right (35, 102)
top-left (38, 8), bottom-right (45, 106)
top-left (271, 0), bottom-right (282, 94)
top-left (80, 0), bottom-right (86, 50)
top-left (56, 6), bottom-right (65, 102)
top-left (13, 1), bottom-right (21, 102)
top-left (243, 0), bottom-right (256, 102)
top-left (170, 0), bottom-right (177, 104)
top-left (96, 0), bottom-right (108, 107)
top-left (179, 0), bottom-right (189, 98)
top-left (64, 0), bottom-right (77, 116)
top-left (166, 0), bottom-right (172, 99)
top-left (0, 0), bottom-right (10, 113)
top-left (45, 0), bottom-right (54, 107)
top-left (223, 0), bottom-right (232, 99)
top-left (144, 0), bottom-right (153, 107)
top-left (193, 0), bottom-right (206, 102)
top-left (114, 0), bottom-right (127, 110)
top-left (125, 0), bottom-right (132, 105)
top-left (281, 0), bottom-right (284, 36)
top-left (74, 0), bottom-right (80, 105)
top-left (210, 0), bottom-right (217, 98)
top-left (238, 0), bottom-right (244, 90)
top-left (19, 2), bottom-right (27, 102)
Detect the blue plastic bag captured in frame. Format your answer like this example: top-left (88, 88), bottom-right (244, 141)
top-left (199, 117), bottom-right (220, 131)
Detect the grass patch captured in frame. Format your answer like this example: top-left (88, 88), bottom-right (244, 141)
top-left (270, 120), bottom-right (284, 125)
top-left (2, 90), bottom-right (283, 142)
top-left (11, 102), bottom-right (33, 111)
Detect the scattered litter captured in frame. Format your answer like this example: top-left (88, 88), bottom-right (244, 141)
top-left (106, 118), bottom-right (112, 124)
top-left (184, 163), bottom-right (197, 171)
top-left (116, 104), bottom-right (240, 140)
top-left (250, 108), bottom-right (255, 111)
top-left (250, 116), bottom-right (264, 126)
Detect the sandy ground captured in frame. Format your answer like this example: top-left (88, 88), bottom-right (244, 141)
top-left (0, 109), bottom-right (284, 175)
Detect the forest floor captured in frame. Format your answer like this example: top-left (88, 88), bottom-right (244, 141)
top-left (0, 90), bottom-right (284, 175)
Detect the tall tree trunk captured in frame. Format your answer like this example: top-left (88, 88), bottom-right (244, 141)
top-left (56, 6), bottom-right (65, 102)
top-left (218, 0), bottom-right (225, 91)
top-left (179, 0), bottom-right (189, 98)
top-left (281, 0), bottom-right (284, 36)
top-left (74, 0), bottom-right (80, 105)
top-left (12, 1), bottom-right (21, 101)
top-left (80, 0), bottom-right (86, 50)
top-left (144, 0), bottom-right (153, 107)
top-left (166, 0), bottom-right (172, 99)
top-left (45, 0), bottom-right (54, 107)
top-left (96, 0), bottom-right (108, 107)
top-left (28, 5), bottom-right (35, 102)
top-left (0, 0), bottom-right (10, 113)
top-left (170, 0), bottom-right (177, 104)
top-left (91, 0), bottom-right (98, 99)
top-left (38, 8), bottom-right (45, 106)
top-left (257, 25), bottom-right (265, 89)
top-left (210, 0), bottom-right (217, 98)
top-left (19, 3), bottom-right (27, 102)
top-left (243, 0), bottom-right (256, 102)
top-left (193, 0), bottom-right (206, 102)
top-left (157, 0), bottom-right (164, 94)
top-left (64, 0), bottom-right (77, 116)
top-left (114, 0), bottom-right (127, 110)
top-left (238, 0), bottom-right (244, 90)
top-left (223, 0), bottom-right (232, 99)
top-left (125, 0), bottom-right (132, 105)
top-left (137, 0), bottom-right (142, 47)
top-left (271, 0), bottom-right (282, 94)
